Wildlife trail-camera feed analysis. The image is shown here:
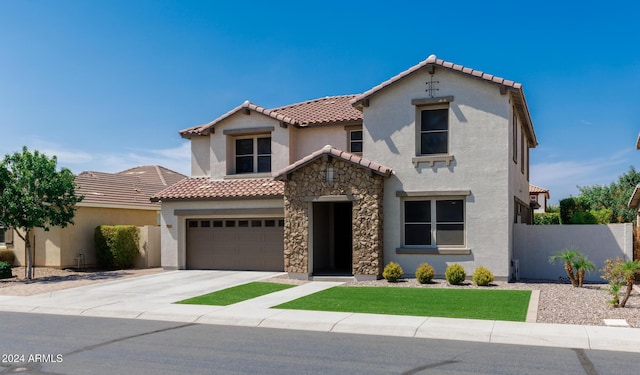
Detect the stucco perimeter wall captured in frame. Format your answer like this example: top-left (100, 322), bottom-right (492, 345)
top-left (12, 206), bottom-right (158, 268)
top-left (284, 157), bottom-right (385, 277)
top-left (160, 198), bottom-right (284, 270)
top-left (513, 223), bottom-right (633, 282)
top-left (362, 67), bottom-right (512, 278)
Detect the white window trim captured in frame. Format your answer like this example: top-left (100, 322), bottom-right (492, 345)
top-left (233, 134), bottom-right (271, 175)
top-left (396, 195), bottom-right (470, 255)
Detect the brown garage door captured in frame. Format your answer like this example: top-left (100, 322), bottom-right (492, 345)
top-left (186, 218), bottom-right (284, 271)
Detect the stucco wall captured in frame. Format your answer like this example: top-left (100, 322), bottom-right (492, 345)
top-left (513, 223), bottom-right (633, 282)
top-left (191, 137), bottom-right (211, 177)
top-left (12, 206), bottom-right (158, 268)
top-left (361, 68), bottom-right (513, 278)
top-left (291, 126), bottom-right (349, 161)
top-left (159, 198), bottom-right (284, 270)
top-left (207, 112), bottom-right (290, 179)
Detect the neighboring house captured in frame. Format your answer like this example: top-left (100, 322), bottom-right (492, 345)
top-left (153, 55), bottom-right (537, 280)
top-left (6, 166), bottom-right (185, 269)
top-left (529, 184), bottom-right (550, 213)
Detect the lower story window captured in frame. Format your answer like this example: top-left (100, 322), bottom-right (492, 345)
top-left (403, 199), bottom-right (464, 247)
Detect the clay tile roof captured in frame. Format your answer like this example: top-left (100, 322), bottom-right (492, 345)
top-left (151, 178), bottom-right (284, 201)
top-left (529, 184), bottom-right (550, 198)
top-left (180, 95), bottom-right (362, 138)
top-left (271, 95), bottom-right (362, 126)
top-left (76, 166), bottom-right (186, 208)
top-left (273, 145), bottom-right (393, 180)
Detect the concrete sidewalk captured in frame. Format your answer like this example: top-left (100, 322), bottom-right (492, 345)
top-left (1, 270), bottom-right (639, 353)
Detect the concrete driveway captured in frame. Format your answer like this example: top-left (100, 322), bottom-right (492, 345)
top-left (0, 270), bottom-right (282, 318)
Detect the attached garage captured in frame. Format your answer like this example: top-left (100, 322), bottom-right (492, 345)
top-left (186, 218), bottom-right (284, 271)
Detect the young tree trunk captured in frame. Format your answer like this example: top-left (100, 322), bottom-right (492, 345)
top-left (25, 229), bottom-right (32, 280)
top-left (620, 280), bottom-right (634, 308)
top-left (578, 269), bottom-right (585, 288)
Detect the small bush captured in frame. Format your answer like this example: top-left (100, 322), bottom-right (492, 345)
top-left (0, 261), bottom-right (12, 279)
top-left (472, 266), bottom-right (494, 286)
top-left (382, 261), bottom-right (403, 282)
top-left (415, 263), bottom-right (435, 284)
top-left (533, 212), bottom-right (560, 225)
top-left (445, 263), bottom-right (466, 285)
top-left (0, 250), bottom-right (16, 264)
top-left (95, 225), bottom-right (140, 270)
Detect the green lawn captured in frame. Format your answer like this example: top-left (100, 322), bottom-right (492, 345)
top-left (274, 287), bottom-right (531, 322)
top-left (176, 282), bottom-right (295, 306)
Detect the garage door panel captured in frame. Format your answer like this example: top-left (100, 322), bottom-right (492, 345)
top-left (186, 218), bottom-right (284, 271)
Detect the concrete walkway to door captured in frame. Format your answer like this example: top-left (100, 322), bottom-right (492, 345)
top-left (1, 270), bottom-right (640, 354)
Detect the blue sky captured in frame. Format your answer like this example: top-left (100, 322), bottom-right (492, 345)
top-left (1, 0), bottom-right (639, 203)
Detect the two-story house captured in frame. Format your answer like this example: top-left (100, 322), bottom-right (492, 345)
top-left (153, 55), bottom-right (537, 281)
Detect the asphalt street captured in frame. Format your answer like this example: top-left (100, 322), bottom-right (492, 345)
top-left (1, 312), bottom-right (639, 375)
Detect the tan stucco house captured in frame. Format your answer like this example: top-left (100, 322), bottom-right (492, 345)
top-left (153, 55), bottom-right (538, 280)
top-left (1, 165), bottom-right (185, 269)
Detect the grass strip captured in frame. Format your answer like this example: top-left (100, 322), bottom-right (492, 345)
top-left (176, 281), bottom-right (295, 306)
top-left (274, 286), bottom-right (531, 322)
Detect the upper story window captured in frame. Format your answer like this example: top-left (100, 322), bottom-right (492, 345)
top-left (419, 108), bottom-right (448, 155)
top-left (235, 136), bottom-right (271, 174)
top-left (349, 130), bottom-right (363, 154)
top-left (0, 224), bottom-right (5, 244)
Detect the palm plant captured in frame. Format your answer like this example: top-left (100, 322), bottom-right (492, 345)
top-left (572, 255), bottom-right (596, 288)
top-left (601, 258), bottom-right (640, 307)
top-left (548, 248), bottom-right (582, 287)
top-left (616, 260), bottom-right (640, 308)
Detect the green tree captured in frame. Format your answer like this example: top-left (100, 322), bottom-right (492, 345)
top-left (577, 166), bottom-right (640, 223)
top-left (0, 147), bottom-right (83, 279)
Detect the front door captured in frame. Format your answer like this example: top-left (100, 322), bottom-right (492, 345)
top-left (312, 202), bottom-right (352, 275)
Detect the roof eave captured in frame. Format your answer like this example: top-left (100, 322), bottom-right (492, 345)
top-left (628, 185), bottom-right (640, 209)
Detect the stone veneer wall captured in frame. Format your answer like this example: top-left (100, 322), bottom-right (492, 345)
top-left (283, 157), bottom-right (385, 277)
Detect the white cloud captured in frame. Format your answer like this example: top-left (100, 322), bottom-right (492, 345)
top-left (8, 140), bottom-right (191, 176)
top-left (531, 149), bottom-right (635, 203)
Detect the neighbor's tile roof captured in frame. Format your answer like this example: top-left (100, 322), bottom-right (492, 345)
top-left (180, 95), bottom-right (361, 138)
top-left (151, 178), bottom-right (284, 201)
top-left (273, 145), bottom-right (393, 180)
top-left (76, 166), bottom-right (186, 208)
top-left (529, 184), bottom-right (550, 198)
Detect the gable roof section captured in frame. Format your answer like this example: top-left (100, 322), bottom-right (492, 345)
top-left (273, 145), bottom-right (393, 180)
top-left (118, 165), bottom-right (186, 187)
top-left (180, 95), bottom-right (362, 138)
top-left (529, 184), bottom-right (550, 198)
top-left (76, 166), bottom-right (186, 209)
top-left (351, 54), bottom-right (537, 147)
top-left (151, 178), bottom-right (284, 201)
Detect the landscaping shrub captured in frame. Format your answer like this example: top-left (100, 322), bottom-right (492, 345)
top-left (415, 263), bottom-right (435, 284)
top-left (382, 261), bottom-right (403, 282)
top-left (445, 263), bottom-right (466, 285)
top-left (95, 225), bottom-right (140, 270)
top-left (0, 249), bottom-right (16, 264)
top-left (0, 261), bottom-right (12, 279)
top-left (472, 266), bottom-right (494, 286)
top-left (533, 212), bottom-right (560, 225)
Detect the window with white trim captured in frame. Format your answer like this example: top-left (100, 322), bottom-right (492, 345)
top-left (235, 136), bottom-right (271, 174)
top-left (403, 198), bottom-right (465, 247)
top-left (419, 107), bottom-right (448, 155)
top-left (349, 130), bottom-right (363, 154)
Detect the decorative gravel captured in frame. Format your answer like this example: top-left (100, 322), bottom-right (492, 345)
top-left (340, 278), bottom-right (640, 328)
